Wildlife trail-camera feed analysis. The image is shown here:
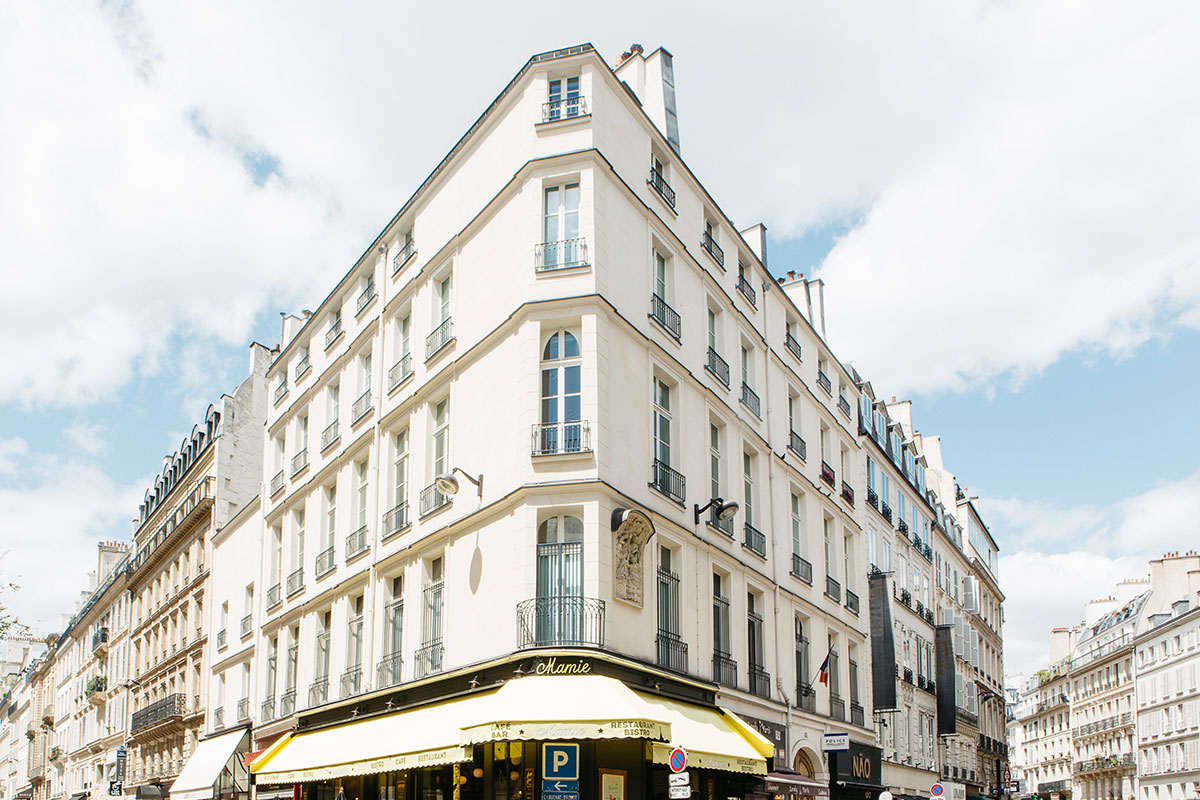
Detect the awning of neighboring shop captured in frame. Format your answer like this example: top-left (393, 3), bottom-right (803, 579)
top-left (170, 727), bottom-right (249, 800)
top-left (253, 788), bottom-right (296, 800)
top-left (67, 792), bottom-right (90, 800)
top-left (764, 772), bottom-right (830, 799)
top-left (135, 786), bottom-right (163, 800)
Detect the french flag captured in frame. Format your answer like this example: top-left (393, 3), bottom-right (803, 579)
top-left (817, 647), bottom-right (832, 686)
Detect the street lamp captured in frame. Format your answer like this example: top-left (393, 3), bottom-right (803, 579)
top-left (435, 467), bottom-right (484, 499)
top-left (693, 497), bottom-right (738, 525)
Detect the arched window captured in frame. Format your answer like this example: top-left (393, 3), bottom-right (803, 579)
top-left (534, 514), bottom-right (583, 645)
top-left (538, 331), bottom-right (583, 454)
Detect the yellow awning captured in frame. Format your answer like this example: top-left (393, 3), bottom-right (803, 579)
top-left (636, 694), bottom-right (771, 775)
top-left (251, 690), bottom-right (493, 784)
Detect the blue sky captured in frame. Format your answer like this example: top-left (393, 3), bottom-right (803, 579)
top-left (3, 0), bottom-right (1200, 680)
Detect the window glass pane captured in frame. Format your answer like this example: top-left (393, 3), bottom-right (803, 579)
top-left (562, 331), bottom-right (579, 358)
top-left (543, 332), bottom-right (559, 360)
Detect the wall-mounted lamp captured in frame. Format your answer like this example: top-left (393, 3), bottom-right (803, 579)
top-left (694, 497), bottom-right (739, 525)
top-left (435, 467), bottom-right (483, 499)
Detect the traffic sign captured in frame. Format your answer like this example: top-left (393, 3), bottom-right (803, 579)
top-left (669, 773), bottom-right (690, 787)
top-left (668, 747), bottom-right (688, 773)
top-left (668, 788), bottom-right (692, 800)
top-left (543, 744), bottom-right (579, 781)
top-left (931, 784), bottom-right (944, 797)
top-left (542, 782), bottom-right (579, 793)
top-left (822, 734), bottom-right (850, 752)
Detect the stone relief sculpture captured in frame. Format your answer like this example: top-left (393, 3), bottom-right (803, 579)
top-left (611, 507), bottom-right (655, 606)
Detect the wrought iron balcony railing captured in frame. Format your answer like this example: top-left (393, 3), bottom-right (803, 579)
top-left (737, 274), bottom-right (756, 306)
top-left (825, 575), bottom-right (841, 602)
top-left (542, 96), bottom-right (588, 121)
top-left (749, 666), bottom-right (771, 699)
top-left (383, 501), bottom-right (410, 538)
top-left (816, 370), bottom-right (832, 395)
top-left (419, 482), bottom-right (450, 516)
top-left (841, 481), bottom-right (855, 506)
top-left (740, 382), bottom-right (760, 417)
top-left (789, 430), bottom-right (806, 460)
top-left (820, 461), bottom-right (836, 486)
top-left (308, 678), bottom-right (328, 707)
top-left (656, 630), bottom-right (688, 672)
top-left (851, 701), bottom-right (865, 727)
top-left (830, 693), bottom-right (846, 721)
top-left (535, 238), bottom-right (589, 271)
top-left (650, 293), bottom-right (681, 339)
top-left (415, 641), bottom-right (444, 678)
top-left (426, 318), bottom-right (454, 360)
top-left (339, 667), bottom-right (362, 699)
top-left (321, 419), bottom-right (339, 451)
top-left (881, 502), bottom-right (893, 522)
top-left (743, 523), bottom-right (765, 557)
top-left (295, 354), bottom-right (310, 382)
top-left (392, 239), bottom-right (417, 274)
top-left (791, 554), bottom-right (813, 584)
top-left (650, 459), bottom-right (685, 504)
top-left (845, 590), bottom-right (860, 615)
top-left (797, 681), bottom-right (816, 712)
top-left (712, 650), bottom-right (738, 688)
top-left (236, 697), bottom-right (250, 722)
top-left (325, 317), bottom-right (343, 349)
top-left (352, 390), bottom-right (372, 423)
top-left (785, 332), bottom-right (803, 362)
top-left (707, 504), bottom-right (734, 536)
top-left (130, 693), bottom-right (187, 734)
top-left (274, 380), bottom-right (288, 405)
top-left (531, 421), bottom-right (591, 455)
top-left (377, 652), bottom-right (403, 689)
top-left (648, 167), bottom-right (676, 208)
top-left (701, 230), bottom-right (724, 266)
top-left (240, 614), bottom-right (252, 638)
top-left (516, 596), bottom-right (605, 649)
top-left (388, 354), bottom-right (413, 391)
top-left (92, 627), bottom-right (109, 653)
top-left (261, 697), bottom-right (275, 723)
top-left (356, 281), bottom-right (376, 315)
top-left (837, 395), bottom-right (852, 418)
top-left (270, 470), bottom-right (285, 496)
top-left (291, 449), bottom-right (308, 476)
top-left (316, 546), bottom-right (335, 577)
top-left (706, 347), bottom-right (730, 386)
top-left (286, 567), bottom-right (304, 596)
top-left (346, 526), bottom-right (369, 559)
top-left (279, 689), bottom-right (296, 718)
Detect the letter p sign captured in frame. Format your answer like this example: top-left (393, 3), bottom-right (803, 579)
top-left (542, 744), bottom-right (579, 781)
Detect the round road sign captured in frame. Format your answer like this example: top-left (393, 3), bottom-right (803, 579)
top-left (669, 747), bottom-right (688, 773)
top-left (931, 785), bottom-right (944, 797)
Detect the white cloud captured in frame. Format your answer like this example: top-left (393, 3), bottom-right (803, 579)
top-left (0, 438), bottom-right (29, 475)
top-left (63, 422), bottom-right (107, 457)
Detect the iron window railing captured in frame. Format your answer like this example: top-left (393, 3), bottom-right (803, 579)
top-left (321, 419), bottom-right (340, 451)
top-left (420, 482), bottom-right (450, 515)
top-left (542, 96), bottom-right (588, 121)
top-left (785, 332), bottom-right (803, 362)
top-left (92, 627), bottom-right (109, 652)
top-left (415, 641), bottom-right (443, 678)
top-left (308, 678), bottom-right (328, 707)
top-left (838, 395), bottom-right (852, 417)
top-left (791, 554), bottom-right (813, 584)
top-left (841, 481), bottom-right (855, 506)
top-left (816, 370), bottom-right (832, 395)
top-left (291, 449), bottom-right (308, 476)
top-left (280, 689), bottom-right (295, 717)
top-left (656, 630), bottom-right (688, 672)
top-left (650, 459), bottom-right (685, 504)
top-left (749, 666), bottom-right (771, 699)
top-left (286, 567), bottom-right (304, 596)
top-left (789, 430), bottom-right (807, 460)
top-left (216, 629), bottom-right (227, 649)
top-left (882, 502), bottom-right (893, 522)
top-left (356, 280), bottom-right (377, 314)
top-left (325, 317), bottom-right (343, 349)
top-left (383, 501), bottom-right (410, 538)
top-left (820, 461), bottom-right (836, 486)
top-left (392, 239), bottom-right (417, 274)
top-left (797, 681), bottom-right (816, 712)
top-left (825, 575), bottom-right (841, 602)
top-left (700, 230), bottom-right (724, 266)
top-left (339, 667), bottom-right (362, 698)
top-left (240, 614), bottom-right (252, 638)
top-left (213, 707), bottom-right (224, 730)
top-left (707, 503), bottom-right (734, 537)
top-left (705, 347), bottom-right (730, 386)
top-left (851, 702), bottom-right (865, 727)
top-left (535, 238), bottom-right (589, 271)
top-left (266, 583), bottom-right (281, 608)
top-left (531, 421), bottom-right (591, 455)
top-left (867, 487), bottom-right (879, 508)
top-left (316, 546), bottom-right (335, 577)
top-left (648, 167), bottom-right (676, 208)
top-left (425, 318), bottom-right (454, 360)
top-left (236, 697), bottom-right (250, 721)
top-left (274, 381), bottom-right (289, 405)
top-left (740, 382), bottom-right (760, 417)
top-left (712, 650), bottom-right (738, 688)
top-left (377, 651), bottom-right (403, 689)
top-left (656, 565), bottom-right (686, 671)
top-left (352, 390), bottom-right (372, 423)
top-left (346, 526), bottom-right (369, 559)
top-left (270, 470), bottom-right (285, 496)
top-left (516, 596), bottom-right (605, 649)
top-left (295, 354), bottom-right (310, 382)
top-left (650, 293), bottom-right (681, 339)
top-left (388, 354), bottom-right (413, 391)
top-left (898, 519), bottom-right (909, 537)
top-left (830, 692), bottom-right (846, 721)
top-left (743, 523), bottom-right (765, 557)
top-left (260, 697), bottom-right (276, 723)
top-left (130, 693), bottom-right (187, 734)
top-left (737, 274), bottom-right (756, 306)
top-left (845, 590), bottom-right (860, 615)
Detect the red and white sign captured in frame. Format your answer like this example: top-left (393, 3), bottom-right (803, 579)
top-left (669, 747), bottom-right (688, 773)
top-left (930, 785), bottom-right (944, 797)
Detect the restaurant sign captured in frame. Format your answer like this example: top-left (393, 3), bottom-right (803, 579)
top-left (462, 719), bottom-right (669, 745)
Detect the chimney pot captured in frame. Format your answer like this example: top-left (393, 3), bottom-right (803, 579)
top-left (777, 277), bottom-right (785, 285)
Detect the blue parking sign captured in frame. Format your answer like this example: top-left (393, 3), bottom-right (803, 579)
top-left (542, 744), bottom-right (579, 781)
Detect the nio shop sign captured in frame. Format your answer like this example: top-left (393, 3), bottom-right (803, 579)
top-left (830, 742), bottom-right (883, 799)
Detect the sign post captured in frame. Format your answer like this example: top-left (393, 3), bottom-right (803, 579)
top-left (542, 744), bottom-right (580, 800)
top-left (668, 749), bottom-right (690, 800)
top-left (931, 784), bottom-right (944, 798)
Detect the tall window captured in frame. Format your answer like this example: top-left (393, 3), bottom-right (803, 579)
top-left (656, 546), bottom-right (684, 670)
top-left (360, 353), bottom-right (372, 395)
top-left (535, 515), bottom-right (584, 645)
top-left (823, 518), bottom-right (834, 579)
top-left (539, 331), bottom-right (582, 453)
top-left (788, 394), bottom-right (800, 434)
top-left (355, 460), bottom-right (368, 532)
top-left (747, 592), bottom-right (764, 671)
top-left (791, 493), bottom-right (804, 558)
top-left (316, 611), bottom-right (331, 680)
top-left (740, 345), bottom-right (753, 389)
top-left (843, 532), bottom-right (853, 593)
top-left (323, 484), bottom-right (336, 554)
top-left (653, 379), bottom-right (672, 467)
top-left (742, 452), bottom-right (755, 527)
top-left (346, 596), bottom-right (364, 670)
top-left (265, 636), bottom-right (278, 704)
top-left (712, 573), bottom-right (734, 686)
top-left (654, 251), bottom-right (669, 302)
top-left (547, 76), bottom-right (581, 119)
top-left (795, 618), bottom-right (811, 697)
top-left (398, 314), bottom-right (411, 362)
top-left (542, 184), bottom-right (581, 268)
top-left (707, 308), bottom-right (719, 353)
top-left (285, 626), bottom-right (298, 694)
top-left (419, 558), bottom-right (444, 676)
top-left (327, 382), bottom-right (339, 423)
top-left (270, 526), bottom-right (282, 588)
top-left (436, 275), bottom-right (452, 325)
top-left (709, 423), bottom-right (722, 499)
top-left (292, 509), bottom-right (305, 574)
top-left (381, 576), bottom-right (404, 687)
top-left (392, 430), bottom-right (409, 513)
top-left (298, 415), bottom-right (308, 454)
top-left (432, 399), bottom-right (449, 478)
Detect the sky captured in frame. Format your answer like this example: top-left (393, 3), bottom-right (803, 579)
top-left (2, 0), bottom-right (1199, 681)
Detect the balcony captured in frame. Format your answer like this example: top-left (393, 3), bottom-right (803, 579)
top-left (316, 546), bottom-right (335, 577)
top-left (383, 501), bottom-right (410, 538)
top-left (749, 666), bottom-right (771, 699)
top-left (377, 652), bottom-right (403, 689)
top-left (788, 430), bottom-right (806, 460)
top-left (321, 419), bottom-right (340, 451)
top-left (820, 461), bottom-right (836, 487)
top-left (900, 588), bottom-right (912, 608)
top-left (784, 331), bottom-right (803, 362)
top-left (705, 347), bottom-right (730, 387)
top-left (742, 523), bottom-right (766, 557)
top-left (392, 238), bottom-right (417, 274)
top-left (851, 701), bottom-right (865, 727)
top-left (881, 502), bottom-right (893, 523)
top-left (740, 382), bottom-right (760, 417)
top-left (92, 627), bottom-right (109, 654)
top-left (650, 293), bottom-right (681, 339)
top-left (712, 650), bottom-right (738, 688)
top-left (656, 630), bottom-right (689, 672)
top-left (542, 95), bottom-right (588, 122)
top-left (340, 667), bottom-right (363, 699)
top-left (898, 519), bottom-right (909, 538)
top-left (261, 697), bottom-right (276, 723)
top-left (266, 582), bottom-right (281, 609)
top-left (516, 596), bottom-right (605, 649)
top-left (797, 681), bottom-right (816, 712)
top-left (213, 707), bottom-right (224, 729)
top-left (415, 641), bottom-right (444, 678)
top-left (426, 317), bottom-right (454, 360)
top-left (1074, 754), bottom-right (1136, 774)
top-left (130, 693), bottom-right (187, 735)
top-left (535, 238), bottom-right (589, 271)
top-left (737, 274), bottom-right (756, 306)
top-left (837, 396), bottom-right (852, 418)
top-left (648, 167), bottom-right (676, 209)
top-left (274, 380), bottom-right (289, 405)
top-left (840, 481), bottom-right (855, 506)
top-left (352, 390), bottom-right (373, 423)
top-left (270, 469), bottom-right (285, 496)
top-left (825, 575), bottom-right (841, 602)
top-left (707, 504), bottom-right (734, 536)
top-left (903, 667), bottom-right (914, 684)
top-left (291, 448), bottom-right (308, 477)
top-left (86, 675), bottom-right (107, 705)
top-left (295, 353), bottom-right (311, 382)
top-left (845, 590), bottom-right (860, 615)
top-left (420, 482), bottom-right (450, 516)
top-left (279, 689), bottom-right (296, 718)
top-left (700, 230), bottom-right (724, 266)
top-left (816, 370), bottom-right (832, 395)
top-left (388, 354), bottom-right (414, 391)
top-left (830, 693), bottom-right (846, 721)
top-left (791, 554), bottom-right (813, 584)
top-left (236, 697), bottom-right (250, 722)
top-left (217, 629), bottom-right (227, 649)
top-left (240, 614), bottom-right (252, 638)
top-left (325, 317), bottom-right (343, 350)
top-left (346, 526), bottom-right (369, 560)
top-left (868, 487), bottom-right (879, 509)
top-left (286, 567), bottom-right (304, 597)
top-left (356, 280), bottom-right (376, 315)
top-left (650, 459), bottom-right (685, 504)
top-left (531, 421), bottom-right (591, 456)
top-left (308, 678), bottom-right (329, 707)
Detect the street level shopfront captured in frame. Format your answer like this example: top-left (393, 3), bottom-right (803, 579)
top-left (251, 652), bottom-right (773, 800)
top-left (827, 743), bottom-right (884, 800)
